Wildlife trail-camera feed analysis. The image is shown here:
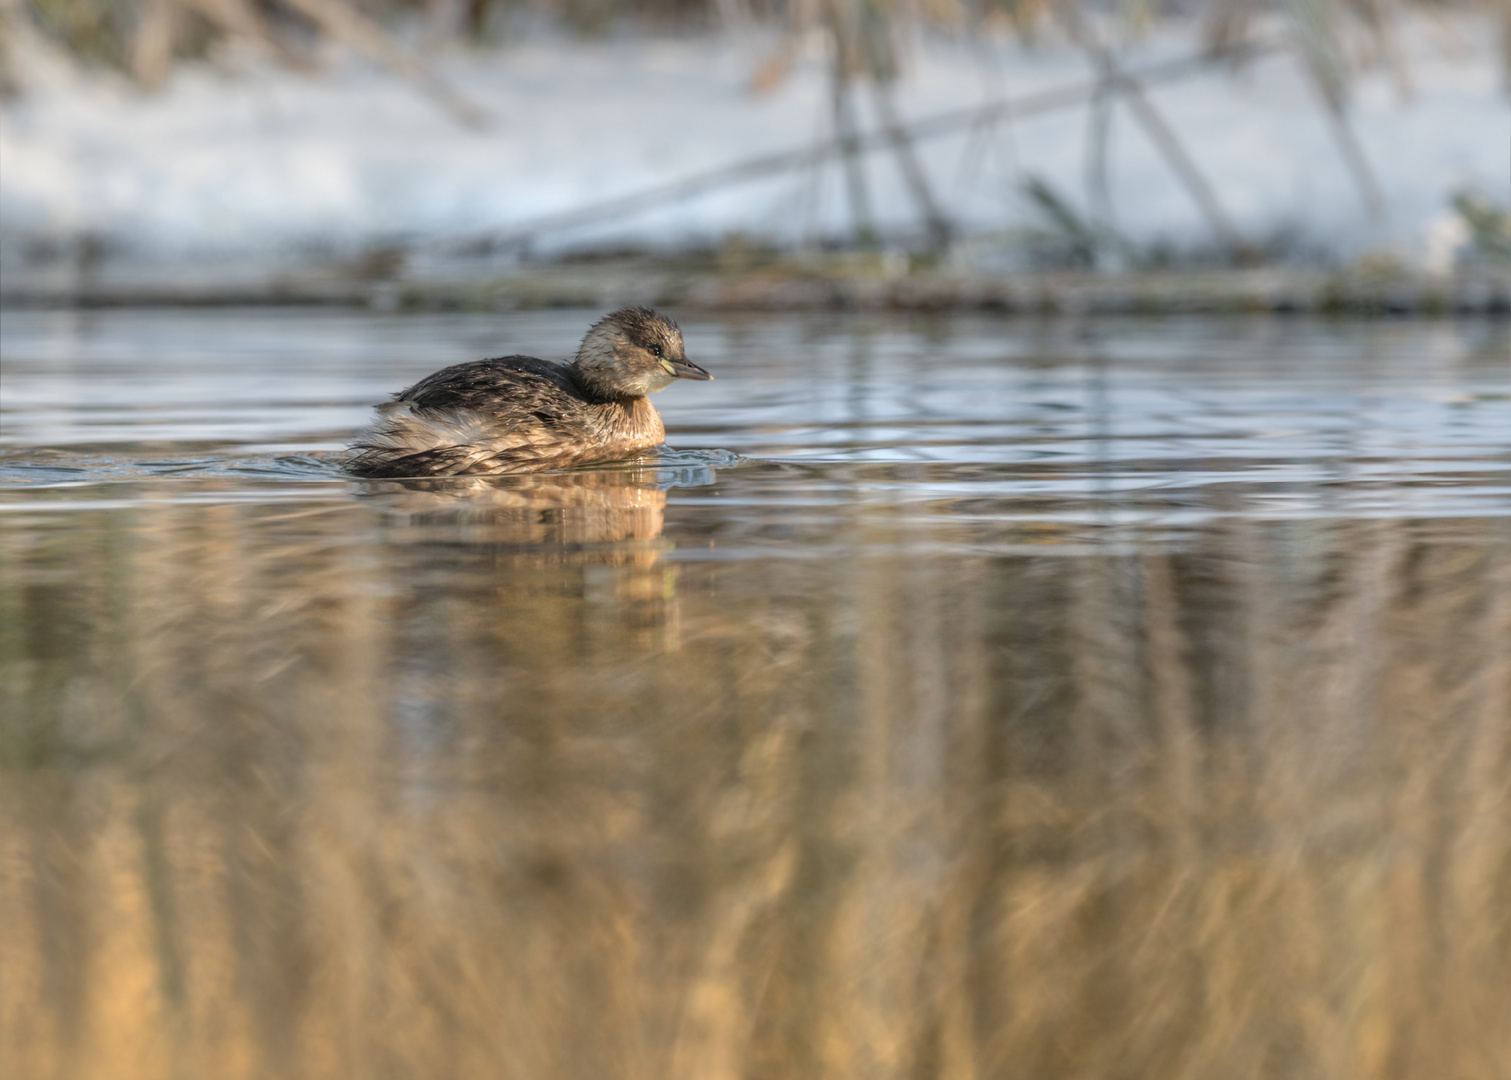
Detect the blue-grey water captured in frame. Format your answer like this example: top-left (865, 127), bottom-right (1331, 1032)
top-left (2, 308), bottom-right (1508, 1080)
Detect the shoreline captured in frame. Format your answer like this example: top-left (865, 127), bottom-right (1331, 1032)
top-left (3, 262), bottom-right (1506, 316)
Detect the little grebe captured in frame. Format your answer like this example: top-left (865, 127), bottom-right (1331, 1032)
top-left (346, 307), bottom-right (711, 477)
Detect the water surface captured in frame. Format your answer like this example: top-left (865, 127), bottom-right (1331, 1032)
top-left (2, 309), bottom-right (1508, 1080)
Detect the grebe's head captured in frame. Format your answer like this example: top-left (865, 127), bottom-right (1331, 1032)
top-left (573, 307), bottom-right (711, 399)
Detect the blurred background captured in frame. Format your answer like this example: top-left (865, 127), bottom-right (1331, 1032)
top-left (1, 0), bottom-right (1508, 306)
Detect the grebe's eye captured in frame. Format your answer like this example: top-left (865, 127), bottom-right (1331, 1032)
top-left (651, 345), bottom-right (663, 358)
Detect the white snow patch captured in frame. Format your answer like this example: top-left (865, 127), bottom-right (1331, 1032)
top-left (0, 17), bottom-right (1506, 274)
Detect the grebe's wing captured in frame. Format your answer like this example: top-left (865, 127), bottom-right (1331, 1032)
top-left (395, 356), bottom-right (577, 411)
top-left (347, 357), bottom-right (596, 477)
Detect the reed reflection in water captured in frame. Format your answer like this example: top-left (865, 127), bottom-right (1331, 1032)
top-left (3, 306), bottom-right (1511, 1080)
top-left (2, 464), bottom-right (1507, 1080)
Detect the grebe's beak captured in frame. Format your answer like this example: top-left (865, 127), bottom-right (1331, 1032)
top-left (662, 358), bottom-right (713, 381)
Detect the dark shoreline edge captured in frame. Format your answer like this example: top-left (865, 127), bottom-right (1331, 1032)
top-left (3, 264), bottom-right (1506, 317)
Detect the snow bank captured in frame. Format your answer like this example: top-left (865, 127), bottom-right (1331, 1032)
top-left (0, 16), bottom-right (1505, 276)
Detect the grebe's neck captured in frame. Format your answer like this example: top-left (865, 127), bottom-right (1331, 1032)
top-left (570, 326), bottom-right (628, 402)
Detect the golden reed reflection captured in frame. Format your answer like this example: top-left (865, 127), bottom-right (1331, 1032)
top-left (1, 498), bottom-right (1508, 1080)
top-left (360, 467), bottom-right (679, 616)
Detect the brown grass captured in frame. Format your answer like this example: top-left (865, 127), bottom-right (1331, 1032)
top-left (4, 0), bottom-right (1503, 88)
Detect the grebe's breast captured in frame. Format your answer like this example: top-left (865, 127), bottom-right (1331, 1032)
top-left (586, 396), bottom-right (665, 457)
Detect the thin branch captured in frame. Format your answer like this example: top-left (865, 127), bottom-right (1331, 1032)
top-left (832, 65), bottom-right (877, 248)
top-left (1283, 21), bottom-right (1386, 221)
top-left (1084, 74), bottom-right (1116, 238)
top-left (1104, 63), bottom-right (1246, 254)
top-left (1313, 92), bottom-right (1386, 220)
top-left (869, 77), bottom-right (953, 250)
top-left (857, 0), bottom-right (952, 249)
top-left (1077, 38), bottom-right (1246, 256)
